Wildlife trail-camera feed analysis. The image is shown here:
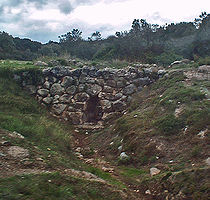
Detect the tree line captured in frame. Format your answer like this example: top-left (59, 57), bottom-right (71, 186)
top-left (0, 12), bottom-right (209, 65)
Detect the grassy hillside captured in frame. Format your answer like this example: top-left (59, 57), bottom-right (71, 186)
top-left (0, 62), bottom-right (126, 200)
top-left (85, 64), bottom-right (210, 199)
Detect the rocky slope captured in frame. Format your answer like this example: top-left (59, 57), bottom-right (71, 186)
top-left (0, 59), bottom-right (209, 199)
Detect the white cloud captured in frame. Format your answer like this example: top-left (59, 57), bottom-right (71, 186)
top-left (0, 0), bottom-right (209, 42)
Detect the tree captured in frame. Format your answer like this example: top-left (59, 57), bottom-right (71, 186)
top-left (89, 31), bottom-right (102, 41)
top-left (59, 29), bottom-right (82, 43)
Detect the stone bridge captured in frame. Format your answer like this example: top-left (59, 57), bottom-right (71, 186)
top-left (18, 65), bottom-right (165, 126)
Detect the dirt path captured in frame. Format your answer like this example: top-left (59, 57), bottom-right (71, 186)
top-left (71, 128), bottom-right (146, 200)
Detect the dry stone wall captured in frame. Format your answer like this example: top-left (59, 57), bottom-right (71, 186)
top-left (17, 66), bottom-right (166, 125)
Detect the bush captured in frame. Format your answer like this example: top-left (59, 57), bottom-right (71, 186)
top-left (154, 114), bottom-right (184, 135)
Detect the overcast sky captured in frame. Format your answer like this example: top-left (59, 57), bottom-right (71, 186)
top-left (0, 0), bottom-right (209, 43)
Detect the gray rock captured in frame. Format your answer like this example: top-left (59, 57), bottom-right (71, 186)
top-left (61, 76), bottom-right (75, 88)
top-left (68, 106), bottom-right (77, 112)
top-left (112, 100), bottom-right (126, 111)
top-left (123, 84), bottom-right (137, 95)
top-left (74, 102), bottom-right (85, 110)
top-left (158, 69), bottom-right (166, 75)
top-left (66, 85), bottom-right (77, 95)
top-left (67, 112), bottom-right (83, 124)
top-left (37, 89), bottom-right (49, 97)
top-left (116, 78), bottom-right (127, 88)
top-left (118, 146), bottom-right (123, 151)
top-left (9, 131), bottom-right (25, 139)
top-left (0, 152), bottom-right (6, 157)
top-left (50, 66), bottom-right (72, 77)
top-left (59, 94), bottom-right (72, 103)
top-left (119, 152), bottom-right (129, 160)
top-left (103, 86), bottom-right (115, 93)
top-left (43, 97), bottom-right (53, 104)
top-left (132, 77), bottom-right (150, 86)
top-left (7, 146), bottom-right (29, 158)
top-left (96, 79), bottom-right (104, 86)
top-left (71, 68), bottom-right (81, 77)
top-left (52, 104), bottom-right (67, 115)
top-left (86, 84), bottom-right (102, 96)
top-left (205, 157), bottom-right (210, 166)
top-left (150, 167), bottom-right (161, 176)
top-left (34, 61), bottom-right (48, 66)
top-left (78, 84), bottom-right (86, 92)
top-left (106, 80), bottom-right (116, 87)
top-left (43, 81), bottom-right (51, 89)
top-left (198, 65), bottom-right (210, 73)
top-left (74, 93), bottom-right (90, 102)
top-left (100, 100), bottom-right (112, 112)
top-left (50, 83), bottom-right (64, 96)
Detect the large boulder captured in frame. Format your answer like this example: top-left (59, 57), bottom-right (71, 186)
top-left (74, 93), bottom-right (90, 102)
top-left (37, 89), bottom-right (49, 97)
top-left (61, 76), bottom-right (75, 88)
top-left (86, 84), bottom-right (102, 96)
top-left (50, 83), bottom-right (64, 96)
top-left (43, 97), bottom-right (53, 104)
top-left (52, 104), bottom-right (67, 115)
top-left (66, 85), bottom-right (77, 95)
top-left (123, 84), bottom-right (137, 95)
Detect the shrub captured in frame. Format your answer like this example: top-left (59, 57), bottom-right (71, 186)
top-left (154, 114), bottom-right (184, 135)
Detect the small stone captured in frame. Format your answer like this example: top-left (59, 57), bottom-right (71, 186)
top-left (1, 141), bottom-right (11, 146)
top-left (0, 152), bottom-right (6, 157)
top-left (102, 167), bottom-right (114, 173)
top-left (197, 129), bottom-right (208, 138)
top-left (205, 157), bottom-right (210, 166)
top-left (118, 146), bottom-right (123, 151)
top-left (75, 147), bottom-right (81, 152)
top-left (119, 152), bottom-right (129, 160)
top-left (150, 167), bottom-right (161, 176)
top-left (85, 158), bottom-right (94, 164)
top-left (145, 190), bottom-right (151, 195)
top-left (36, 157), bottom-right (44, 161)
top-left (34, 61), bottom-right (48, 66)
top-left (9, 131), bottom-right (25, 139)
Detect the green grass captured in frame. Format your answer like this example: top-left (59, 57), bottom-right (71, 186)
top-left (0, 60), bottom-right (39, 70)
top-left (0, 173), bottom-right (122, 200)
top-left (87, 166), bottom-right (125, 188)
top-left (119, 166), bottom-right (147, 177)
